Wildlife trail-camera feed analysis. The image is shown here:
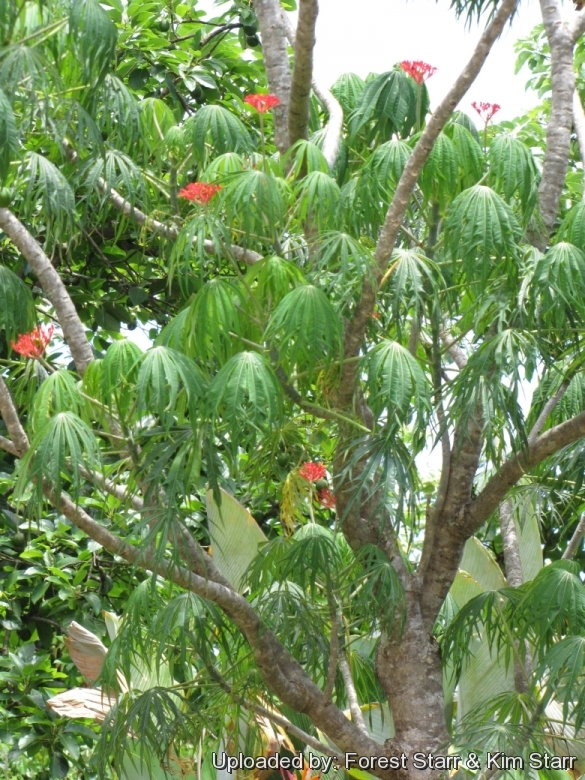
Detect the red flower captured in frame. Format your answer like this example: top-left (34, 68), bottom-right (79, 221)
top-left (298, 462), bottom-right (327, 482)
top-left (10, 324), bottom-right (54, 359)
top-left (178, 182), bottom-right (222, 204)
top-left (244, 93), bottom-right (281, 113)
top-left (317, 488), bottom-right (336, 509)
top-left (400, 61), bottom-right (437, 85)
top-left (471, 102), bottom-right (501, 123)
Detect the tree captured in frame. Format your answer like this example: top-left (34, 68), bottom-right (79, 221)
top-left (2, 0), bottom-right (585, 777)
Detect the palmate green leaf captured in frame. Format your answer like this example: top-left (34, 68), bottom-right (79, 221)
top-left (365, 340), bottom-right (430, 425)
top-left (69, 0), bottom-right (117, 90)
top-left (23, 152), bottom-right (75, 240)
top-left (350, 70), bottom-right (419, 140)
top-left (264, 285), bottom-right (343, 375)
top-left (296, 171), bottom-right (341, 230)
top-left (0, 88), bottom-right (17, 183)
top-left (314, 231), bottom-right (372, 280)
top-left (245, 255), bottom-right (306, 309)
top-left (515, 561), bottom-right (585, 652)
top-left (539, 637), bottom-right (585, 731)
top-left (0, 266), bottom-right (36, 342)
top-left (386, 248), bottom-right (438, 320)
top-left (30, 370), bottom-right (85, 435)
top-left (353, 544), bottom-right (406, 633)
top-left (102, 339), bottom-right (142, 418)
top-left (557, 203), bottom-right (585, 252)
top-left (444, 185), bottom-right (522, 284)
top-left (168, 213), bottom-right (231, 292)
top-left (419, 132), bottom-right (458, 208)
top-left (331, 72), bottom-right (366, 113)
top-left (532, 242), bottom-right (585, 324)
top-left (209, 351), bottom-right (283, 439)
top-left (140, 98), bottom-right (176, 153)
top-left (98, 75), bottom-right (142, 150)
top-left (184, 278), bottom-right (241, 365)
top-left (202, 152), bottom-right (246, 181)
top-left (446, 121), bottom-right (484, 187)
top-left (16, 411), bottom-right (102, 505)
top-left (136, 346), bottom-right (207, 427)
top-left (283, 140), bottom-right (330, 178)
top-left (223, 169), bottom-right (286, 241)
top-left (190, 105), bottom-right (252, 163)
top-left (488, 133), bottom-right (538, 214)
top-left (362, 139), bottom-right (412, 201)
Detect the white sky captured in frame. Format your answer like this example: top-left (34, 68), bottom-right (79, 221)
top-left (310, 0), bottom-right (546, 121)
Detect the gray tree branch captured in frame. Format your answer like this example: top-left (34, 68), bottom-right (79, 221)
top-left (280, 9), bottom-right (343, 168)
top-left (569, 8), bottom-right (585, 42)
top-left (573, 89), bottom-right (585, 202)
top-left (288, 0), bottom-right (318, 147)
top-left (562, 511), bottom-right (585, 559)
top-left (0, 208), bottom-right (94, 375)
top-left (253, 0), bottom-right (292, 155)
top-left (537, 0), bottom-right (576, 240)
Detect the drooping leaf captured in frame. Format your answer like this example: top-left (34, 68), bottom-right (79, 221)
top-left (444, 184), bottom-right (523, 283)
top-left (446, 121), bottom-right (484, 187)
top-left (531, 242), bottom-right (585, 324)
top-left (136, 346), bottom-right (207, 427)
top-left (209, 351), bottom-right (284, 438)
top-left (350, 70), bottom-right (419, 140)
top-left (419, 131), bottom-right (458, 208)
top-left (246, 255), bottom-right (306, 309)
top-left (331, 72), bottom-right (366, 113)
top-left (30, 370), bottom-right (84, 434)
top-left (265, 285), bottom-right (343, 375)
top-left (0, 266), bottom-right (36, 342)
top-left (296, 171), bottom-right (341, 230)
top-left (102, 339), bottom-right (143, 417)
top-left (190, 105), bottom-right (252, 162)
top-left (0, 88), bottom-right (17, 183)
top-left (488, 133), bottom-right (538, 214)
top-left (69, 0), bottom-right (117, 89)
top-left (223, 169), bottom-right (286, 241)
top-left (23, 152), bottom-right (76, 240)
top-left (17, 411), bottom-right (102, 504)
top-left (557, 202), bottom-right (585, 252)
top-left (185, 278), bottom-right (242, 365)
top-left (365, 339), bottom-right (430, 426)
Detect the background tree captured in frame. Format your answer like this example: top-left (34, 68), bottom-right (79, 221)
top-left (2, 0), bottom-right (585, 778)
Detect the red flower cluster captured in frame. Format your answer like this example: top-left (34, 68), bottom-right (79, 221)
top-left (317, 488), bottom-right (336, 509)
top-left (400, 61), bottom-right (437, 85)
top-left (244, 93), bottom-right (281, 113)
top-left (178, 182), bottom-right (222, 204)
top-left (298, 462), bottom-right (327, 482)
top-left (10, 324), bottom-right (54, 359)
top-left (471, 102), bottom-right (501, 123)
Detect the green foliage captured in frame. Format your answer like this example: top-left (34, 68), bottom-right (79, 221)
top-left (350, 70), bottom-right (422, 141)
top-left (265, 285), bottom-right (343, 376)
top-left (0, 88), bottom-right (17, 184)
top-left (69, 0), bottom-right (117, 90)
top-left (444, 184), bottom-right (523, 283)
top-left (190, 105), bottom-right (252, 162)
top-left (0, 266), bottom-right (36, 342)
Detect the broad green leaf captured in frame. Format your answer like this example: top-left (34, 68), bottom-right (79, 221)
top-left (0, 266), bottom-right (36, 342)
top-left (557, 202), bottom-right (585, 251)
top-left (284, 140), bottom-right (330, 178)
top-left (350, 70), bottom-right (419, 140)
top-left (185, 278), bottom-right (241, 365)
top-left (420, 131), bottom-right (458, 208)
top-left (102, 339), bottom-right (142, 417)
top-left (190, 104), bottom-right (251, 162)
top-left (136, 346), bottom-right (207, 427)
top-left (444, 184), bottom-right (522, 283)
top-left (0, 88), bottom-right (17, 183)
top-left (296, 170), bottom-right (341, 230)
top-left (246, 255), bottom-right (306, 308)
top-left (331, 72), bottom-right (366, 113)
top-left (69, 0), bottom-right (117, 89)
top-left (209, 351), bottom-right (284, 438)
top-left (265, 285), bottom-right (343, 375)
top-left (206, 487), bottom-right (267, 591)
top-left (17, 411), bottom-right (102, 504)
top-left (489, 132), bottom-right (538, 212)
top-left (223, 169), bottom-right (285, 240)
top-left (30, 370), bottom-right (84, 434)
top-left (365, 339), bottom-right (430, 425)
